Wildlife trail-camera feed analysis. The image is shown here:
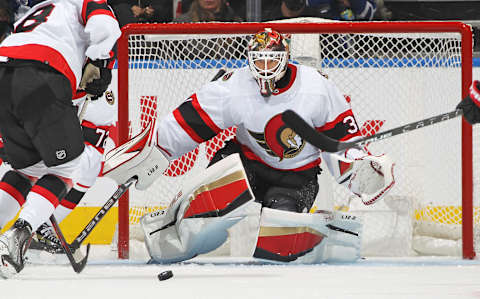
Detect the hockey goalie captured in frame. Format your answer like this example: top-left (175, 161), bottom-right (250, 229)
top-left (103, 28), bottom-right (395, 264)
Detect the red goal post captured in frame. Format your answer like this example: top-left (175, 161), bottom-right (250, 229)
top-left (116, 21), bottom-right (475, 260)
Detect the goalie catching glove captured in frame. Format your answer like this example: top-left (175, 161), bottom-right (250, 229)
top-left (79, 59), bottom-right (113, 100)
top-left (348, 154), bottom-right (395, 205)
top-left (323, 148), bottom-right (396, 205)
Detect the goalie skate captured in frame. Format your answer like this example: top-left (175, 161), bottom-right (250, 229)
top-left (102, 121), bottom-right (169, 190)
top-left (0, 219), bottom-right (33, 279)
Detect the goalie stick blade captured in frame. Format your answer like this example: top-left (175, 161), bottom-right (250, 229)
top-left (282, 109), bottom-right (463, 153)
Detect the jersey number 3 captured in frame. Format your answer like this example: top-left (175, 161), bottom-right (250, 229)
top-left (15, 4), bottom-right (55, 33)
top-left (343, 116), bottom-right (359, 134)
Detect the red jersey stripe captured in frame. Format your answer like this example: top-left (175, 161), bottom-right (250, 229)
top-left (31, 185), bottom-right (59, 207)
top-left (0, 44), bottom-right (77, 96)
top-left (0, 182), bottom-right (25, 206)
top-left (173, 109), bottom-right (204, 144)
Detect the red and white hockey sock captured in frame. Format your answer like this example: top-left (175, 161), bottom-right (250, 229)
top-left (54, 188), bottom-right (86, 223)
top-left (19, 175), bottom-right (66, 231)
top-left (0, 193), bottom-right (21, 229)
top-left (52, 204), bottom-right (73, 224)
top-left (0, 171), bottom-right (32, 228)
top-left (19, 193), bottom-right (56, 232)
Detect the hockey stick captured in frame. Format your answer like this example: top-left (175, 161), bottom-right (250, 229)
top-left (25, 94), bottom-right (93, 273)
top-left (35, 94), bottom-right (95, 273)
top-left (282, 109), bottom-right (463, 152)
top-left (69, 177), bottom-right (137, 251)
top-left (77, 95), bottom-right (92, 122)
top-left (49, 215), bottom-right (90, 273)
top-left (210, 68), bottom-right (226, 81)
top-left (43, 177), bottom-right (136, 273)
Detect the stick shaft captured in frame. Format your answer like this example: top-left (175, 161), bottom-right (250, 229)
top-left (78, 95), bottom-right (92, 122)
top-left (282, 109), bottom-right (462, 152)
top-left (70, 177), bottom-right (137, 249)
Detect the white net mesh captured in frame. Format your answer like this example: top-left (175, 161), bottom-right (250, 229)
top-left (120, 22), bottom-right (478, 258)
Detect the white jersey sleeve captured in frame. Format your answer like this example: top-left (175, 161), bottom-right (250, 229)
top-left (74, 90), bottom-right (117, 127)
top-left (155, 73), bottom-right (236, 160)
top-left (310, 74), bottom-right (361, 143)
top-left (82, 1), bottom-right (120, 61)
top-left (0, 0), bottom-right (121, 95)
top-left (72, 144), bottom-right (103, 191)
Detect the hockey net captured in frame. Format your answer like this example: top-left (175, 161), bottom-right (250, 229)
top-left (116, 21), bottom-right (478, 259)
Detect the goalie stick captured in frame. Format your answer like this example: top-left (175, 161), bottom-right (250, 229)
top-left (281, 109), bottom-right (463, 152)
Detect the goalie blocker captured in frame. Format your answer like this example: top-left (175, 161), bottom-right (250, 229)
top-left (101, 68), bottom-right (228, 188)
top-left (102, 120), bottom-right (169, 190)
top-left (141, 154), bottom-right (362, 264)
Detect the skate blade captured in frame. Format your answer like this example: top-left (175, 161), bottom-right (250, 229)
top-left (0, 242), bottom-right (19, 279)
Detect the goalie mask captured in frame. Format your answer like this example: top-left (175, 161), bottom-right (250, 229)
top-left (248, 28), bottom-right (290, 97)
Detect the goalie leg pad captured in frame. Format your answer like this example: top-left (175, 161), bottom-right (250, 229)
top-left (143, 190), bottom-right (258, 264)
top-left (141, 154), bottom-right (259, 263)
top-left (253, 208), bottom-right (363, 264)
top-left (323, 210), bottom-right (363, 262)
top-left (254, 208), bottom-right (331, 264)
top-left (102, 122), bottom-right (168, 190)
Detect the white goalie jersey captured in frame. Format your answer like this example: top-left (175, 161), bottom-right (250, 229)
top-left (155, 64), bottom-right (395, 205)
top-left (156, 64), bottom-right (362, 171)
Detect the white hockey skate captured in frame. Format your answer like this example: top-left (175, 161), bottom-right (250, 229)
top-left (0, 219), bottom-right (33, 279)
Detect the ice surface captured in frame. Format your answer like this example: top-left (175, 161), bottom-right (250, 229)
top-left (3, 245), bottom-right (479, 299)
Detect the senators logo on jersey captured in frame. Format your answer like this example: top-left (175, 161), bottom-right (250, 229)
top-left (105, 90), bottom-right (115, 105)
top-left (222, 72), bottom-right (233, 81)
top-left (248, 114), bottom-right (305, 161)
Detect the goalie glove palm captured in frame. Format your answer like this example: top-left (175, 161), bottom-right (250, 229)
top-left (348, 154), bottom-right (396, 205)
top-left (79, 59), bottom-right (112, 99)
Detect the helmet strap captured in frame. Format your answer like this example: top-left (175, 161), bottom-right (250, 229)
top-left (257, 78), bottom-right (274, 97)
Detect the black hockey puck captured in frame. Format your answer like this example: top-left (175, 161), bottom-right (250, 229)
top-left (158, 270), bottom-right (173, 281)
